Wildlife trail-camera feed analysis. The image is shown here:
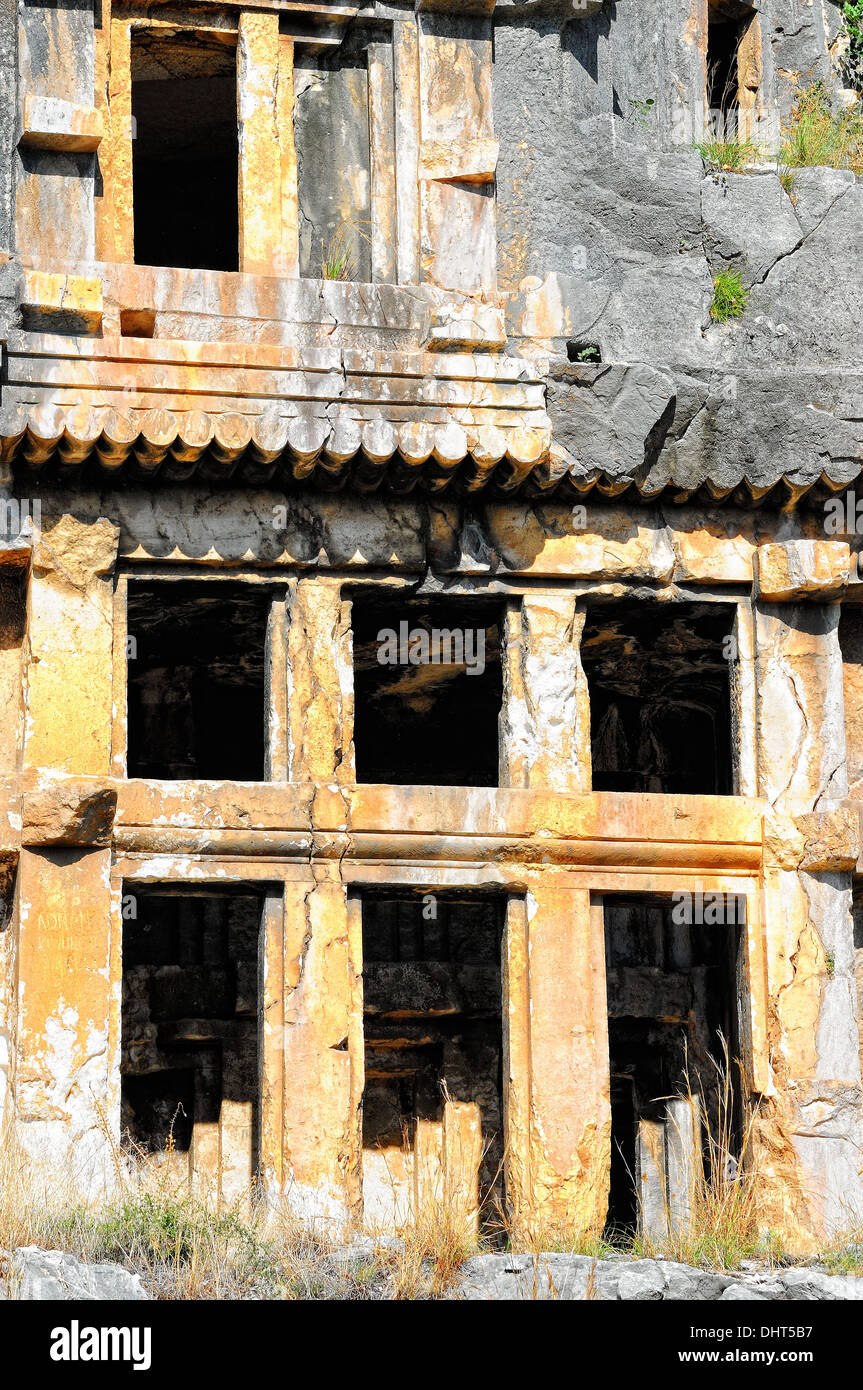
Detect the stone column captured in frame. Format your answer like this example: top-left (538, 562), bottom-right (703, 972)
top-left (277, 35), bottom-right (299, 279)
top-left (275, 579), bottom-right (359, 1224)
top-left (499, 591), bottom-right (591, 792)
top-left (368, 42), bottom-right (397, 285)
top-left (417, 11), bottom-right (498, 295)
top-left (237, 12), bottom-right (282, 276)
top-left (286, 578), bottom-right (355, 785)
top-left (505, 886), bottom-right (610, 1239)
top-left (15, 845), bottom-right (116, 1180)
top-left (279, 870), bottom-right (361, 1227)
top-left (0, 542), bottom-right (26, 1135)
top-left (23, 516), bottom-right (119, 777)
top-left (13, 515), bottom-right (119, 1180)
top-left (16, 0), bottom-right (98, 267)
top-left (393, 17), bottom-right (421, 286)
top-left (105, 18), bottom-right (133, 263)
top-left (500, 592), bottom-right (606, 1236)
top-left (754, 540), bottom-right (863, 1244)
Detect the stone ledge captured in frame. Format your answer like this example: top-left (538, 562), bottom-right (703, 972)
top-left (755, 540), bottom-right (851, 602)
top-left (19, 96), bottom-right (103, 153)
top-left (20, 271), bottom-right (103, 333)
top-left (21, 778), bottom-right (117, 848)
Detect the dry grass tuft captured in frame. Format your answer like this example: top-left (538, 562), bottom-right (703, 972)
top-left (321, 218), bottom-right (371, 282)
top-left (626, 1043), bottom-right (780, 1271)
top-left (780, 82), bottom-right (863, 174)
top-left (0, 1129), bottom-right (383, 1300)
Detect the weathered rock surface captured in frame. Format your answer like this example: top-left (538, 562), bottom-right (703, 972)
top-left (546, 361), bottom-right (863, 495)
top-left (492, 14), bottom-right (863, 499)
top-left (7, 1247), bottom-right (150, 1301)
top-left (21, 780), bottom-right (117, 847)
top-left (701, 171), bottom-right (802, 289)
top-left (452, 1254), bottom-right (863, 1301)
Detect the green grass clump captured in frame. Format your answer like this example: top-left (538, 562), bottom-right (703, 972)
top-left (710, 270), bottom-right (749, 324)
top-left (822, 1237), bottom-right (863, 1276)
top-left (694, 136), bottom-right (759, 172)
top-left (59, 1190), bottom-right (282, 1297)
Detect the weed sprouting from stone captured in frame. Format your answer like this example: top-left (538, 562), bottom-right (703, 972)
top-left (710, 269), bottom-right (749, 323)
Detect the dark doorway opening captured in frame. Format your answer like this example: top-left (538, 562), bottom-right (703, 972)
top-left (361, 892), bottom-right (504, 1228)
top-left (126, 581), bottom-right (271, 781)
top-left (602, 895), bottom-right (743, 1239)
top-left (352, 596), bottom-right (502, 787)
top-left (707, 1), bottom-right (757, 116)
top-left (581, 600), bottom-right (736, 795)
top-left (131, 28), bottom-right (239, 271)
top-left (121, 887), bottom-right (265, 1190)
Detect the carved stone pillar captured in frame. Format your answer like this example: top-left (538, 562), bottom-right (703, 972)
top-left (754, 549), bottom-right (863, 1243)
top-left (500, 591), bottom-right (591, 793)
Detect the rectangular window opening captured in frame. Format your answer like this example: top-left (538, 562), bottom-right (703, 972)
top-left (126, 581), bottom-right (271, 781)
top-left (840, 606), bottom-right (863, 801)
top-left (351, 596), bottom-right (503, 787)
top-left (361, 892), bottom-right (504, 1232)
top-left (131, 28), bottom-right (239, 271)
top-left (707, 0), bottom-right (758, 116)
top-left (581, 600), bottom-right (736, 796)
top-left (0, 561), bottom-right (26, 779)
top-left (602, 893), bottom-right (744, 1240)
top-left (121, 886), bottom-right (266, 1191)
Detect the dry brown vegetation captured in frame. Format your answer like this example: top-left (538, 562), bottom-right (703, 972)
top-left (2, 1055), bottom-right (861, 1299)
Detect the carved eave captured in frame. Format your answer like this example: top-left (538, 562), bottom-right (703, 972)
top-left (0, 332), bottom-right (551, 493)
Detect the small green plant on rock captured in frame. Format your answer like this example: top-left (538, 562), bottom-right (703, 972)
top-left (629, 96), bottom-right (656, 129)
top-left (842, 1), bottom-right (863, 90)
top-left (777, 163), bottom-right (798, 200)
top-left (710, 270), bottom-right (749, 324)
top-left (569, 342), bottom-right (602, 364)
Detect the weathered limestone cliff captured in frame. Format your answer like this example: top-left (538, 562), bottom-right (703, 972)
top-left (0, 0), bottom-right (862, 1254)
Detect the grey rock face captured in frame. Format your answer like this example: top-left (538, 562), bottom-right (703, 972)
top-left (547, 362), bottom-right (677, 482)
top-left (546, 360), bottom-right (863, 495)
top-left (10, 1247), bottom-right (150, 1301)
top-left (701, 171), bottom-right (801, 288)
top-left (742, 181), bottom-right (863, 367)
top-left (493, 0), bottom-right (863, 498)
top-left (452, 1254), bottom-right (863, 1301)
